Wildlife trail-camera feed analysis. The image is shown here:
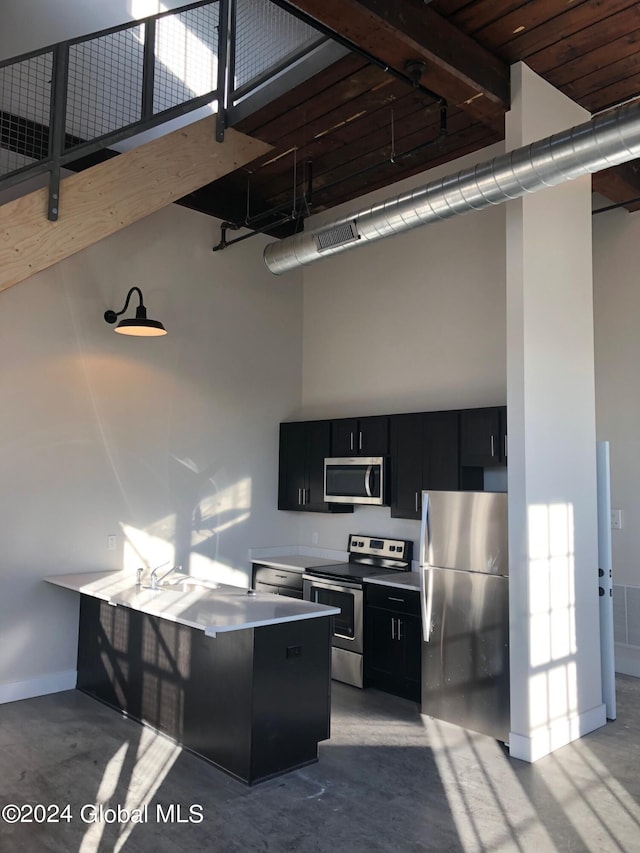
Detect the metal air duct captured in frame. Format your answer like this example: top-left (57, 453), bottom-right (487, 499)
top-left (263, 101), bottom-right (640, 275)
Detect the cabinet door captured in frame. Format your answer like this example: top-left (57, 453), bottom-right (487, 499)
top-left (390, 413), bottom-right (424, 519)
top-left (399, 614), bottom-right (422, 689)
top-left (278, 422), bottom-right (307, 510)
top-left (331, 416), bottom-right (389, 456)
top-left (424, 410), bottom-right (460, 491)
top-left (305, 420), bottom-right (332, 510)
top-left (358, 415), bottom-right (389, 456)
top-left (366, 608), bottom-right (400, 677)
top-left (331, 418), bottom-right (359, 456)
top-left (460, 407), bottom-right (504, 467)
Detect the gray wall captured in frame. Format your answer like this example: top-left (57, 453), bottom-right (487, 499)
top-left (293, 143), bottom-right (507, 554)
top-left (0, 203), bottom-right (303, 701)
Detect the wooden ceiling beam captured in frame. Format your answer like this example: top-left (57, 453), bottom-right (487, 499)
top-left (0, 117), bottom-right (270, 293)
top-left (273, 0), bottom-right (509, 128)
top-left (593, 162), bottom-right (640, 213)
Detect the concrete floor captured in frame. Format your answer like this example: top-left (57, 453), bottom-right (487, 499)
top-left (1, 677), bottom-right (639, 853)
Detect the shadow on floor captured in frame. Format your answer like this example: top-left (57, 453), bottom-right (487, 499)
top-left (1, 678), bottom-right (640, 852)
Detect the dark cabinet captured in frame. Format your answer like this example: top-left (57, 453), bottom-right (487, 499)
top-left (460, 406), bottom-right (507, 467)
top-left (252, 564), bottom-right (303, 599)
top-left (278, 420), bottom-right (353, 513)
top-left (365, 585), bottom-right (421, 702)
top-left (390, 411), bottom-right (460, 520)
top-left (77, 594), bottom-right (333, 785)
top-left (331, 415), bottom-right (389, 457)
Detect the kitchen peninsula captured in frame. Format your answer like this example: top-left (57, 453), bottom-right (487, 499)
top-left (45, 571), bottom-right (338, 784)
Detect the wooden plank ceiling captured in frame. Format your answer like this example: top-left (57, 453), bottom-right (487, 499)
top-left (184, 0), bottom-right (640, 233)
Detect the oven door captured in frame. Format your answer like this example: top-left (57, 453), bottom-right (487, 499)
top-left (303, 575), bottom-right (363, 655)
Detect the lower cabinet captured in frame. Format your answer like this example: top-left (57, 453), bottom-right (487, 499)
top-left (251, 563), bottom-right (303, 598)
top-left (364, 585), bottom-right (421, 702)
top-left (77, 594), bottom-right (332, 784)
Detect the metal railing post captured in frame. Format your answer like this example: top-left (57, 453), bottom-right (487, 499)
top-left (142, 17), bottom-right (157, 120)
top-left (47, 43), bottom-right (69, 221)
top-left (215, 0), bottom-right (234, 143)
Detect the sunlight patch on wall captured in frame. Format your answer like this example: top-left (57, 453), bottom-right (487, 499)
top-left (120, 476), bottom-right (251, 585)
top-left (130, 1), bottom-right (168, 17)
top-left (527, 502), bottom-right (578, 735)
top-left (122, 522), bottom-right (175, 573)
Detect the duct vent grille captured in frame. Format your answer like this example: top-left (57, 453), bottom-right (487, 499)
top-left (315, 221), bottom-right (359, 252)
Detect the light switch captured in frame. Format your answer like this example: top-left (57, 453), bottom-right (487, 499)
top-left (611, 509), bottom-right (623, 530)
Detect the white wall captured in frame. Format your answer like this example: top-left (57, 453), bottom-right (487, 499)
top-left (0, 202), bottom-right (303, 702)
top-left (505, 63), bottom-right (603, 761)
top-left (284, 143), bottom-right (507, 553)
top-left (0, 1), bottom-right (188, 61)
top-left (593, 203), bottom-right (640, 675)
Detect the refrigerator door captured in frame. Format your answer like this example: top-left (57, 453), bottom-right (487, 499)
top-left (422, 566), bottom-right (510, 742)
top-left (422, 490), bottom-right (508, 576)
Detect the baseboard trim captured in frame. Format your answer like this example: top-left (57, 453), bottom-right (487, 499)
top-left (614, 645), bottom-right (640, 678)
top-left (0, 670), bottom-right (77, 705)
top-left (509, 702), bottom-right (607, 762)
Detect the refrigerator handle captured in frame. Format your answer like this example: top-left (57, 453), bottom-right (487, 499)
top-left (421, 568), bottom-right (434, 643)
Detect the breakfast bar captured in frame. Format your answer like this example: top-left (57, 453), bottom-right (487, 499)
top-left (45, 572), bottom-right (338, 785)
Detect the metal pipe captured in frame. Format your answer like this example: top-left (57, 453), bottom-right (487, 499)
top-left (264, 100), bottom-right (640, 275)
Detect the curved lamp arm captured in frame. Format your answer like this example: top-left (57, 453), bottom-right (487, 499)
top-left (104, 286), bottom-right (145, 324)
top-left (104, 287), bottom-right (166, 336)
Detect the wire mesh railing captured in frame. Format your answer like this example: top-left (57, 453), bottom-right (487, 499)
top-left (0, 0), bottom-right (324, 219)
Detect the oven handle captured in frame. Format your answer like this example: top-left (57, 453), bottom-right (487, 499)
top-left (302, 574), bottom-right (362, 592)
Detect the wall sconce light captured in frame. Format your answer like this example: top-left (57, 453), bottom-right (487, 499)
top-left (104, 287), bottom-right (167, 336)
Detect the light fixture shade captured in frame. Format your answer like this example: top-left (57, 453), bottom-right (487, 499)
top-left (104, 287), bottom-right (167, 336)
top-left (115, 318), bottom-right (167, 336)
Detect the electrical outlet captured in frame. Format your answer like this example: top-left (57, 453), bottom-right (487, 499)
top-left (611, 509), bottom-right (623, 531)
top-left (107, 534), bottom-right (117, 551)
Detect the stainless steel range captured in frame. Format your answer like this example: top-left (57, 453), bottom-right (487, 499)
top-left (303, 534), bottom-right (413, 688)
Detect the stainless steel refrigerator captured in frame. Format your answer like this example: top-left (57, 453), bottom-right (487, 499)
top-left (420, 490), bottom-right (510, 742)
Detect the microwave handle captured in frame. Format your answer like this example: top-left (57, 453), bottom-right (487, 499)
top-left (364, 465), bottom-right (373, 498)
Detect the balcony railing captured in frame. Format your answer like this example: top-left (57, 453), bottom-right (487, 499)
top-left (0, 0), bottom-right (324, 219)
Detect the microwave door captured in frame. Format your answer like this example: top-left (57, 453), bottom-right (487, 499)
top-left (324, 457), bottom-right (385, 504)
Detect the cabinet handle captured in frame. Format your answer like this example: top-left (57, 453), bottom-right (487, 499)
top-left (415, 492), bottom-right (419, 513)
top-left (350, 431), bottom-right (354, 451)
top-left (391, 617), bottom-right (396, 640)
top-left (298, 488), bottom-right (303, 505)
top-left (358, 430), bottom-right (363, 451)
top-left (504, 434), bottom-right (508, 459)
top-left (397, 619), bottom-right (403, 641)
top-left (388, 596), bottom-right (405, 603)
top-left (490, 435), bottom-right (495, 457)
top-left (302, 488), bottom-right (307, 505)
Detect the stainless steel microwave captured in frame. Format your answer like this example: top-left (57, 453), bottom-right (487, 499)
top-left (324, 457), bottom-right (387, 505)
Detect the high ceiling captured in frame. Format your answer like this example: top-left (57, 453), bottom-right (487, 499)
top-left (186, 0), bottom-right (640, 234)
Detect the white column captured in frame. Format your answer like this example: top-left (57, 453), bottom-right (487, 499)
top-left (506, 63), bottom-right (606, 762)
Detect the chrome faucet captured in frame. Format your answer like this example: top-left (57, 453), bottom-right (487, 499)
top-left (149, 561), bottom-right (175, 590)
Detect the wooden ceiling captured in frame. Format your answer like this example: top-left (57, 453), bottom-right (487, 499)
top-left (185, 0), bottom-right (640, 233)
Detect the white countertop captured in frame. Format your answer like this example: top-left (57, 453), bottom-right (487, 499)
top-left (44, 571), bottom-right (339, 637)
top-left (364, 572), bottom-right (421, 592)
top-left (251, 554), bottom-right (343, 572)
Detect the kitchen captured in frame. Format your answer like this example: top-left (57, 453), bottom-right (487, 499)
top-left (2, 8), bottom-right (640, 849)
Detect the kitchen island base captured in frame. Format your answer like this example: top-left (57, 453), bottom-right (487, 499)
top-left (77, 594), bottom-right (332, 785)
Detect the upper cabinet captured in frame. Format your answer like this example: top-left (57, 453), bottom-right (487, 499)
top-left (460, 406), bottom-right (507, 467)
top-left (278, 421), bottom-right (353, 513)
top-left (390, 411), bottom-right (460, 520)
top-left (331, 416), bottom-right (389, 457)
top-left (279, 406), bottom-right (506, 515)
